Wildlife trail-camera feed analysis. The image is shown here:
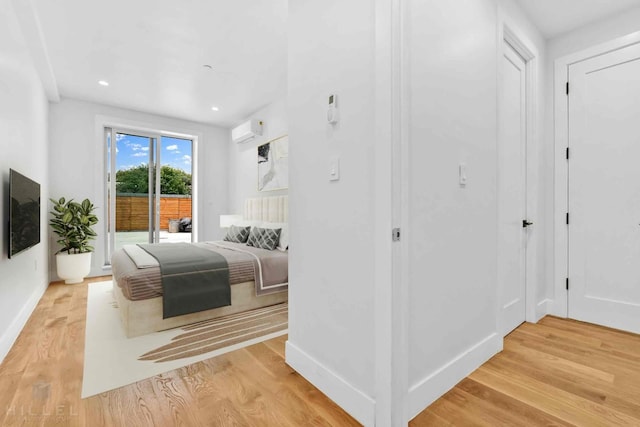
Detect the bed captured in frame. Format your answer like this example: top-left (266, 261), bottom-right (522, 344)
top-left (110, 196), bottom-right (289, 338)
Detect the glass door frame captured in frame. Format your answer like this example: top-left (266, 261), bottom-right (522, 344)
top-left (107, 127), bottom-right (162, 259)
top-left (102, 121), bottom-right (199, 268)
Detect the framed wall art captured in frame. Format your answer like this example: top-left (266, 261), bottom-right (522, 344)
top-left (257, 135), bottom-right (288, 191)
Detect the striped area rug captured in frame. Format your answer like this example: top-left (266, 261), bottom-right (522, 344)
top-left (82, 281), bottom-right (288, 397)
top-left (139, 303), bottom-right (288, 362)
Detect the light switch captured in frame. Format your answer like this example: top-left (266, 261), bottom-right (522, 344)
top-left (459, 163), bottom-right (467, 186)
top-left (329, 158), bottom-right (340, 181)
top-left (328, 94), bottom-right (339, 124)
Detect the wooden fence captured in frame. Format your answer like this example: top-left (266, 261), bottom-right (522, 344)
top-left (115, 194), bottom-right (192, 231)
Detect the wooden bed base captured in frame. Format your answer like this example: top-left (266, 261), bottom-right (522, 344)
top-left (113, 281), bottom-right (288, 338)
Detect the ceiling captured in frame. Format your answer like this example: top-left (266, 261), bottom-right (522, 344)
top-left (31, 0), bottom-right (287, 128)
top-left (26, 1), bottom-right (640, 127)
top-left (515, 0), bottom-right (640, 39)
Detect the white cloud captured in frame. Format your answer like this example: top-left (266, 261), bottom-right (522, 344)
top-left (132, 152), bottom-right (147, 157)
top-left (116, 134), bottom-right (126, 142)
top-left (141, 146), bottom-right (149, 151)
top-left (182, 155), bottom-right (191, 161)
top-left (131, 143), bottom-right (142, 151)
top-left (166, 144), bottom-right (178, 151)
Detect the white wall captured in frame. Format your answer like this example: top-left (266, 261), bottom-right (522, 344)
top-left (548, 6), bottom-right (640, 57)
top-left (544, 6), bottom-right (640, 312)
top-left (0, 0), bottom-right (49, 363)
top-left (405, 0), bottom-right (549, 417)
top-left (286, 0), bottom-right (377, 424)
top-left (48, 98), bottom-right (229, 280)
top-left (228, 98), bottom-right (287, 214)
top-left (285, 0), bottom-right (552, 423)
top-left (405, 0), bottom-right (501, 416)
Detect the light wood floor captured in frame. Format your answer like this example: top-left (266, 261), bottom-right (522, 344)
top-left (2, 279), bottom-right (640, 426)
top-left (412, 316), bottom-right (640, 426)
top-left (0, 278), bottom-right (360, 426)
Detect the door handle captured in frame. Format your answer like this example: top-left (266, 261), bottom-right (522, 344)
top-left (522, 220), bottom-right (533, 228)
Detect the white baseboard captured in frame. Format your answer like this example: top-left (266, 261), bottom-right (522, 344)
top-left (0, 282), bottom-right (47, 364)
top-left (285, 340), bottom-right (375, 427)
top-left (408, 332), bottom-right (501, 420)
top-left (535, 298), bottom-right (552, 322)
top-left (547, 298), bottom-right (566, 318)
top-left (50, 269), bottom-right (111, 283)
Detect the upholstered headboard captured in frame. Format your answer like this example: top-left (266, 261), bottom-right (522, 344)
top-left (244, 196), bottom-right (288, 223)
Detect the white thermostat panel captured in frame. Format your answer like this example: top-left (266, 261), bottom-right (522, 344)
top-left (327, 94), bottom-right (339, 124)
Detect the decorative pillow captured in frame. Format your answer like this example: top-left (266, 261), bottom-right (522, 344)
top-left (246, 227), bottom-right (282, 251)
top-left (223, 225), bottom-right (251, 243)
top-left (260, 222), bottom-right (289, 251)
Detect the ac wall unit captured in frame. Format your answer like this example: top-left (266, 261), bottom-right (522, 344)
top-left (232, 119), bottom-right (263, 144)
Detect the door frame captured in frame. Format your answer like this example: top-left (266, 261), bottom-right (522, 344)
top-left (373, 0), bottom-right (407, 424)
top-left (95, 115), bottom-right (201, 271)
top-left (108, 128), bottom-right (161, 254)
top-left (552, 31), bottom-right (640, 318)
top-left (497, 15), bottom-right (541, 330)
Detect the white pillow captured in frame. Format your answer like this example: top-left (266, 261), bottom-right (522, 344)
top-left (260, 222), bottom-right (288, 251)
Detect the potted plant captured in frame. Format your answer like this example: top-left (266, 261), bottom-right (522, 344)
top-left (49, 197), bottom-right (98, 284)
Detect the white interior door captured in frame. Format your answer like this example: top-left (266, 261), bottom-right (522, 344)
top-left (498, 42), bottom-right (528, 336)
top-left (568, 43), bottom-right (640, 334)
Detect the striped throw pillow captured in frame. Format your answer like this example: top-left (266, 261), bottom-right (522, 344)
top-left (223, 225), bottom-right (251, 243)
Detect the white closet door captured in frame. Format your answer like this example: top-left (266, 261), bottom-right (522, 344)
top-left (568, 42), bottom-right (640, 334)
top-left (498, 42), bottom-right (528, 336)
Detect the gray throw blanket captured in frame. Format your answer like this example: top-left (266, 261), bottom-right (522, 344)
top-left (137, 243), bottom-right (230, 319)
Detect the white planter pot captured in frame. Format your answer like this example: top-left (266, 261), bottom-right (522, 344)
top-left (56, 252), bottom-right (92, 284)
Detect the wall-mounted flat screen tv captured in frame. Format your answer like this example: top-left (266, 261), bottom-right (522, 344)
top-left (9, 169), bottom-right (41, 258)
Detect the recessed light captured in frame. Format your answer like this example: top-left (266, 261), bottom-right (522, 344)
top-left (211, 106), bottom-right (219, 111)
top-left (98, 80), bottom-right (109, 86)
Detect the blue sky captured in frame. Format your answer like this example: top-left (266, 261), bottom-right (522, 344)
top-left (115, 134), bottom-right (192, 173)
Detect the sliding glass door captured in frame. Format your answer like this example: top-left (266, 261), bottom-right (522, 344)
top-left (105, 128), bottom-right (193, 262)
